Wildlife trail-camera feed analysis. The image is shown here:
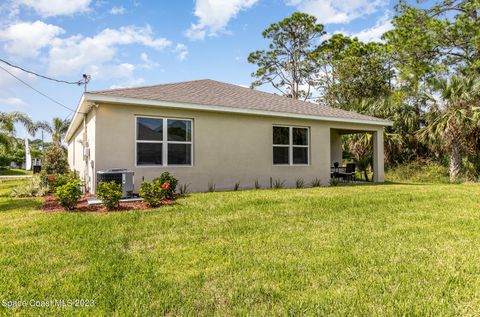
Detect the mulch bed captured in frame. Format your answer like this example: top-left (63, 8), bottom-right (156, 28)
top-left (43, 193), bottom-right (176, 212)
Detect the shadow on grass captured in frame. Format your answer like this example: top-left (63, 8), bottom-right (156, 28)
top-left (0, 198), bottom-right (41, 212)
top-left (382, 181), bottom-right (450, 186)
top-left (331, 180), bottom-right (451, 186)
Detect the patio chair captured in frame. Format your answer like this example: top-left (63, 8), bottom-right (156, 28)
top-left (331, 162), bottom-right (340, 178)
top-left (337, 163), bottom-right (356, 182)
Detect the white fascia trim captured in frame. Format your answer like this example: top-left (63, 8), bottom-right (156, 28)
top-left (65, 95), bottom-right (86, 143)
top-left (83, 93), bottom-right (394, 127)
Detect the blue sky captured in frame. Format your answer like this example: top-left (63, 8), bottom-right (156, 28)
top-left (0, 0), bottom-right (396, 138)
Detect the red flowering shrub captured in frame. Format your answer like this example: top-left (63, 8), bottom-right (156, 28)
top-left (158, 172), bottom-right (177, 199)
top-left (138, 173), bottom-right (178, 208)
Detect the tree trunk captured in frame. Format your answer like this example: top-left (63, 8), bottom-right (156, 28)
top-left (449, 143), bottom-right (462, 182)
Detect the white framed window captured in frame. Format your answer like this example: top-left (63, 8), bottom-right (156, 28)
top-left (272, 125), bottom-right (309, 166)
top-left (136, 116), bottom-right (193, 167)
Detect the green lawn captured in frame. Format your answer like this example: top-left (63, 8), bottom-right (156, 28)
top-left (0, 168), bottom-right (32, 176)
top-left (1, 181), bottom-right (480, 316)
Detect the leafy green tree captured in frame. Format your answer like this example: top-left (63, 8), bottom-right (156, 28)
top-left (0, 112), bottom-right (37, 167)
top-left (43, 144), bottom-right (69, 175)
top-left (247, 4), bottom-right (480, 178)
top-left (29, 139), bottom-right (49, 156)
top-left (384, 0), bottom-right (480, 127)
top-left (0, 112), bottom-right (36, 149)
top-left (345, 98), bottom-right (419, 165)
top-left (315, 34), bottom-right (394, 108)
top-left (418, 75), bottom-right (480, 181)
top-left (426, 0), bottom-right (480, 72)
top-left (340, 97), bottom-right (418, 179)
top-left (248, 12), bottom-right (325, 100)
top-left (36, 117), bottom-right (71, 146)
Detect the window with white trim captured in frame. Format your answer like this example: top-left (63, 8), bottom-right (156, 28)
top-left (272, 126), bottom-right (309, 165)
top-left (136, 117), bottom-right (192, 166)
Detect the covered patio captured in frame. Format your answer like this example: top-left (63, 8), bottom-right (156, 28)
top-left (330, 128), bottom-right (384, 183)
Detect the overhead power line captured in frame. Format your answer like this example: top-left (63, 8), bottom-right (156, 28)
top-left (0, 58), bottom-right (85, 85)
top-left (0, 64), bottom-right (86, 114)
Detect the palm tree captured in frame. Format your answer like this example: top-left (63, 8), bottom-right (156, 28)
top-left (418, 75), bottom-right (480, 181)
top-left (343, 98), bottom-right (419, 178)
top-left (361, 98), bottom-right (419, 159)
top-left (344, 132), bottom-right (372, 181)
top-left (36, 117), bottom-right (71, 146)
top-left (0, 111), bottom-right (37, 149)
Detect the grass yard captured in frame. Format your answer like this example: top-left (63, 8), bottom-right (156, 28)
top-left (1, 180), bottom-right (480, 316)
top-left (0, 168), bottom-right (32, 176)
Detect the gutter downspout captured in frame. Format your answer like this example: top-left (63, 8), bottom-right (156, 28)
top-left (83, 113), bottom-right (89, 192)
top-left (82, 103), bottom-right (99, 193)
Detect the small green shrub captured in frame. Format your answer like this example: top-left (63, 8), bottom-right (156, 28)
top-left (55, 178), bottom-right (82, 210)
top-left (461, 156), bottom-right (478, 181)
top-left (385, 161), bottom-right (449, 184)
top-left (53, 173), bottom-right (75, 189)
top-left (272, 179), bottom-right (285, 189)
top-left (329, 177), bottom-right (341, 186)
top-left (310, 178), bottom-right (321, 187)
top-left (208, 182), bottom-right (216, 192)
top-left (179, 183), bottom-right (190, 195)
top-left (158, 171), bottom-right (178, 199)
top-left (11, 176), bottom-right (48, 197)
top-left (254, 179), bottom-right (261, 189)
top-left (234, 182), bottom-right (240, 191)
top-left (0, 156), bottom-right (11, 168)
top-left (139, 179), bottom-right (164, 208)
top-left (40, 171), bottom-right (76, 193)
top-left (96, 181), bottom-right (122, 210)
top-left (296, 178), bottom-right (304, 188)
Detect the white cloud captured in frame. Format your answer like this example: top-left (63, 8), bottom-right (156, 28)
top-left (48, 25), bottom-right (172, 77)
top-left (110, 77), bottom-right (145, 89)
top-left (287, 0), bottom-right (386, 24)
top-left (174, 43), bottom-right (188, 61)
top-left (105, 63), bottom-right (135, 78)
top-left (0, 21), bottom-right (64, 58)
top-left (350, 14), bottom-right (393, 42)
top-left (0, 20), bottom-right (174, 85)
top-left (0, 97), bottom-right (27, 109)
top-left (15, 0), bottom-right (92, 17)
top-left (185, 0), bottom-right (258, 41)
top-left (0, 64), bottom-right (34, 87)
top-left (0, 68), bottom-right (35, 111)
top-left (109, 6), bottom-right (126, 15)
top-left (178, 51), bottom-right (188, 61)
top-left (139, 52), bottom-right (159, 69)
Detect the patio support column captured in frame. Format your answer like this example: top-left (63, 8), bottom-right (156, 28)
top-left (372, 130), bottom-right (384, 183)
top-left (330, 130), bottom-right (342, 166)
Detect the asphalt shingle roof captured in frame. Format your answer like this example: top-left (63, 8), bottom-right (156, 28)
top-left (91, 79), bottom-right (390, 124)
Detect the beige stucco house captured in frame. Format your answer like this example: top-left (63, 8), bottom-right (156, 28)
top-left (65, 79), bottom-right (392, 193)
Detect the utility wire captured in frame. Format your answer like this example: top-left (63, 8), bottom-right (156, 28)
top-left (0, 64), bottom-right (86, 114)
top-left (0, 58), bottom-right (84, 85)
top-left (63, 111), bottom-right (74, 122)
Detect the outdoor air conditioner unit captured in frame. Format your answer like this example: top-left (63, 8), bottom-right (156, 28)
top-left (96, 169), bottom-right (134, 198)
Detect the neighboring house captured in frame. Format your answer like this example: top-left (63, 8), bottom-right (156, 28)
top-left (65, 79), bottom-right (392, 193)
